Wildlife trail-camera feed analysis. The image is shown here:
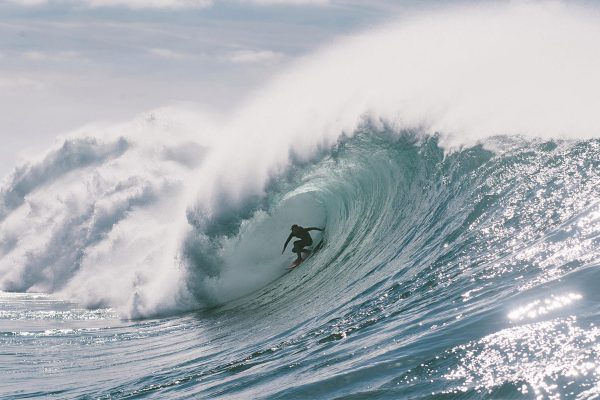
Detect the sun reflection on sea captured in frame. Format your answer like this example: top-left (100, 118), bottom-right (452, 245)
top-left (443, 317), bottom-right (600, 398)
top-left (508, 293), bottom-right (582, 321)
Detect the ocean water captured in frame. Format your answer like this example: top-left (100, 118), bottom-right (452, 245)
top-left (2, 3), bottom-right (600, 399)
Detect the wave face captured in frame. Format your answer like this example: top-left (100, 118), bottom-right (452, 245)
top-left (2, 134), bottom-right (600, 398)
top-left (2, 2), bottom-right (600, 398)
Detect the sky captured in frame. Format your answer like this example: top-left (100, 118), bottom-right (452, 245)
top-left (0, 0), bottom-right (449, 179)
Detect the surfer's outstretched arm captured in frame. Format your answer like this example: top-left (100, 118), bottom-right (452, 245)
top-left (306, 227), bottom-right (324, 232)
top-left (282, 233), bottom-right (293, 254)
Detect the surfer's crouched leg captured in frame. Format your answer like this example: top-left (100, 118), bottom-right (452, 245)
top-left (293, 240), bottom-right (310, 256)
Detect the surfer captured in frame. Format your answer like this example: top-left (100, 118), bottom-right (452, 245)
top-left (282, 224), bottom-right (324, 262)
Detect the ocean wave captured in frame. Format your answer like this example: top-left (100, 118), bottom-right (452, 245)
top-left (1, 3), bottom-right (600, 321)
top-left (2, 3), bottom-right (600, 397)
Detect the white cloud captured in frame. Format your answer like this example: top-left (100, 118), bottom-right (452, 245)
top-left (0, 76), bottom-right (45, 89)
top-left (242, 0), bottom-right (329, 4)
top-left (6, 0), bottom-right (327, 8)
top-left (6, 0), bottom-right (47, 5)
top-left (22, 50), bottom-right (81, 62)
top-left (85, 0), bottom-right (213, 9)
top-left (148, 48), bottom-right (186, 59)
top-left (6, 0), bottom-right (213, 9)
top-left (225, 49), bottom-right (285, 64)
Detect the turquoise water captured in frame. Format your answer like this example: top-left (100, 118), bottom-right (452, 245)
top-left (2, 134), bottom-right (600, 399)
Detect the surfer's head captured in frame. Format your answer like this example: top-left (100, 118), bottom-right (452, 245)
top-left (291, 224), bottom-right (300, 232)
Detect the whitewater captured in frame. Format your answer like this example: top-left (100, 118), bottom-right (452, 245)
top-left (2, 2), bottom-right (600, 398)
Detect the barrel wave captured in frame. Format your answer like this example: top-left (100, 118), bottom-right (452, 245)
top-left (2, 3), bottom-right (600, 399)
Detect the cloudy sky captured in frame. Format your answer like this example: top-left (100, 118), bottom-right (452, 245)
top-left (0, 0), bottom-right (455, 178)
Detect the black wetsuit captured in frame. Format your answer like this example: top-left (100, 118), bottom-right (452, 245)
top-left (282, 226), bottom-right (323, 260)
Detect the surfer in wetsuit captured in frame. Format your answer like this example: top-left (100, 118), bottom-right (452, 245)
top-left (282, 224), bottom-right (324, 262)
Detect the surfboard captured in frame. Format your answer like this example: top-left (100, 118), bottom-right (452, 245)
top-left (287, 258), bottom-right (304, 269)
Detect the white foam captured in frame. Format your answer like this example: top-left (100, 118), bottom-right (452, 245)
top-left (188, 1), bottom-right (600, 225)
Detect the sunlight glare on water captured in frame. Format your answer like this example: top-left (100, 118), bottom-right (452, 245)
top-left (444, 317), bottom-right (600, 399)
top-left (508, 293), bottom-right (583, 322)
